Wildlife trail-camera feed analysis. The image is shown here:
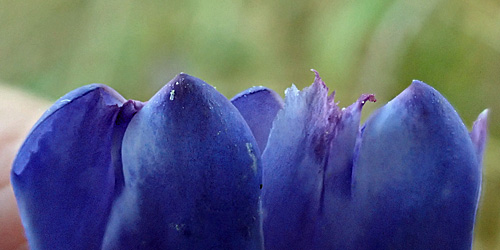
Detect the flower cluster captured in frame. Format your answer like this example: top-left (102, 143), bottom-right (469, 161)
top-left (12, 71), bottom-right (488, 249)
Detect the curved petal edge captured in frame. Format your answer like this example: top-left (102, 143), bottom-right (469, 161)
top-left (11, 84), bottom-right (140, 250)
top-left (231, 86), bottom-right (284, 153)
top-left (351, 80), bottom-right (481, 249)
top-left (102, 73), bottom-right (263, 250)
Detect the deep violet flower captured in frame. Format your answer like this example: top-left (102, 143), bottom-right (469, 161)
top-left (11, 71), bottom-right (488, 250)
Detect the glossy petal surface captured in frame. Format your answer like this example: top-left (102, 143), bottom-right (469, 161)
top-left (11, 85), bottom-right (139, 250)
top-left (231, 86), bottom-right (284, 152)
top-left (102, 74), bottom-right (263, 249)
top-left (261, 71), bottom-right (374, 250)
top-left (352, 80), bottom-right (481, 249)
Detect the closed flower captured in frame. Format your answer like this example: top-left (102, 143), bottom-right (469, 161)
top-left (11, 71), bottom-right (488, 249)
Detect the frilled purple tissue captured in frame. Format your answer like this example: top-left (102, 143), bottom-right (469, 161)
top-left (11, 71), bottom-right (488, 250)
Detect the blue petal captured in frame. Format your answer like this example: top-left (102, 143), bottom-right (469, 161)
top-left (231, 86), bottom-right (284, 153)
top-left (102, 73), bottom-right (263, 249)
top-left (261, 70), bottom-right (374, 249)
top-left (470, 109), bottom-right (489, 165)
top-left (32, 84), bottom-right (126, 130)
top-left (11, 85), bottom-right (141, 249)
top-left (315, 93), bottom-right (375, 249)
top-left (323, 93), bottom-right (376, 197)
top-left (351, 80), bottom-right (481, 249)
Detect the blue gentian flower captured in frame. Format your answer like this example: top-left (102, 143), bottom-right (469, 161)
top-left (11, 71), bottom-right (488, 249)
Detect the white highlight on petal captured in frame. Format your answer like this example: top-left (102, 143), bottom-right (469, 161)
top-left (246, 142), bottom-right (258, 174)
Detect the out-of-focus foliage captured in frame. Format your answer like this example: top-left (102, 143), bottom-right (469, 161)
top-left (0, 0), bottom-right (499, 248)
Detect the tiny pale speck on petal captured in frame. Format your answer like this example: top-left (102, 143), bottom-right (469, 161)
top-left (169, 90), bottom-right (175, 101)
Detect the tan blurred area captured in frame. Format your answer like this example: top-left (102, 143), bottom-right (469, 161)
top-left (0, 84), bottom-right (49, 250)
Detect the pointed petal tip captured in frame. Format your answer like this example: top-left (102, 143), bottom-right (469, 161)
top-left (358, 93), bottom-right (376, 106)
top-left (390, 79), bottom-right (448, 111)
top-left (471, 108), bottom-right (489, 162)
top-left (164, 72), bottom-right (207, 89)
top-left (408, 79), bottom-right (435, 93)
top-left (310, 68), bottom-right (321, 79)
top-left (168, 72), bottom-right (195, 86)
top-left (410, 79), bottom-right (431, 88)
top-left (342, 94), bottom-right (376, 116)
top-left (310, 69), bottom-right (327, 88)
top-left (411, 79), bottom-right (426, 85)
top-left (478, 108), bottom-right (489, 120)
top-left (151, 73), bottom-right (215, 104)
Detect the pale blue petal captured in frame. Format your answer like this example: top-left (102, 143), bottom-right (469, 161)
top-left (261, 71), bottom-right (374, 249)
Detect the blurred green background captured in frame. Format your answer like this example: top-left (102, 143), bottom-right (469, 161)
top-left (0, 0), bottom-right (499, 248)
